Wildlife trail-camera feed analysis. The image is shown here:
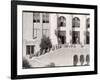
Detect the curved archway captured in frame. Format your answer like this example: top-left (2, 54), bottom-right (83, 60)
top-left (58, 16), bottom-right (66, 27)
top-left (72, 17), bottom-right (80, 28)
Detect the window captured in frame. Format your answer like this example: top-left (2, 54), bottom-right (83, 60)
top-left (33, 13), bottom-right (40, 23)
top-left (72, 31), bottom-right (80, 44)
top-left (42, 13), bottom-right (49, 23)
top-left (86, 18), bottom-right (90, 28)
top-left (31, 46), bottom-right (34, 54)
top-left (86, 54), bottom-right (90, 65)
top-left (26, 45), bottom-right (34, 55)
top-left (58, 16), bottom-right (66, 27)
top-left (58, 31), bottom-right (66, 44)
top-left (72, 17), bottom-right (80, 28)
top-left (26, 46), bottom-right (30, 55)
top-left (73, 55), bottom-right (78, 66)
top-left (86, 31), bottom-right (90, 44)
top-left (80, 55), bottom-right (84, 65)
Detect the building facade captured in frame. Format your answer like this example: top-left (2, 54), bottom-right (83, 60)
top-left (23, 11), bottom-right (90, 57)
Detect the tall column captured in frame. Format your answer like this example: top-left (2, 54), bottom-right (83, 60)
top-left (65, 14), bottom-right (73, 44)
top-left (80, 15), bottom-right (87, 46)
top-left (50, 14), bottom-right (58, 45)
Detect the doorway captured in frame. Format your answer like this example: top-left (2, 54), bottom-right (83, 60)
top-left (86, 31), bottom-right (90, 44)
top-left (72, 31), bottom-right (80, 44)
top-left (58, 31), bottom-right (66, 44)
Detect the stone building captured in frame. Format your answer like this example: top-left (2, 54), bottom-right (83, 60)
top-left (22, 11), bottom-right (90, 57)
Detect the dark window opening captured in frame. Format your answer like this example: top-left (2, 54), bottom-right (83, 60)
top-left (58, 16), bottom-right (66, 27)
top-left (26, 46), bottom-right (30, 55)
top-left (33, 13), bottom-right (40, 23)
top-left (58, 31), bottom-right (66, 44)
top-left (26, 45), bottom-right (34, 55)
top-left (31, 46), bottom-right (34, 54)
top-left (86, 18), bottom-right (90, 28)
top-left (37, 19), bottom-right (40, 22)
top-left (72, 31), bottom-right (80, 44)
top-left (33, 20), bottom-right (36, 23)
top-left (86, 31), bottom-right (90, 44)
top-left (42, 13), bottom-right (49, 23)
top-left (72, 17), bottom-right (80, 28)
top-left (60, 22), bottom-right (64, 26)
top-left (43, 20), bottom-right (45, 23)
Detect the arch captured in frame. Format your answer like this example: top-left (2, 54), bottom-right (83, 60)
top-left (80, 55), bottom-right (84, 65)
top-left (72, 17), bottom-right (80, 28)
top-left (58, 16), bottom-right (66, 27)
top-left (86, 54), bottom-right (90, 65)
top-left (73, 55), bottom-right (78, 66)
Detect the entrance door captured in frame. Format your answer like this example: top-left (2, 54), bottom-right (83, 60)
top-left (72, 31), bottom-right (80, 44)
top-left (58, 31), bottom-right (66, 44)
top-left (86, 31), bottom-right (90, 44)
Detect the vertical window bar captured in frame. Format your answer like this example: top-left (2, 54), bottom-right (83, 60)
top-left (31, 46), bottom-right (34, 54)
top-left (26, 46), bottom-right (30, 55)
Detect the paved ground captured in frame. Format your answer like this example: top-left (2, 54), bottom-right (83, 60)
top-left (27, 45), bottom-right (90, 68)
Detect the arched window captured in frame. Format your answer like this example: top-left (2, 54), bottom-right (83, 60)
top-left (58, 16), bottom-right (66, 27)
top-left (86, 18), bottom-right (90, 28)
top-left (73, 55), bottom-right (78, 66)
top-left (72, 17), bottom-right (80, 28)
top-left (86, 54), bottom-right (90, 65)
top-left (80, 55), bottom-right (84, 65)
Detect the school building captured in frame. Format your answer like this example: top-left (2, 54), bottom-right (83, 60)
top-left (22, 11), bottom-right (90, 57)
